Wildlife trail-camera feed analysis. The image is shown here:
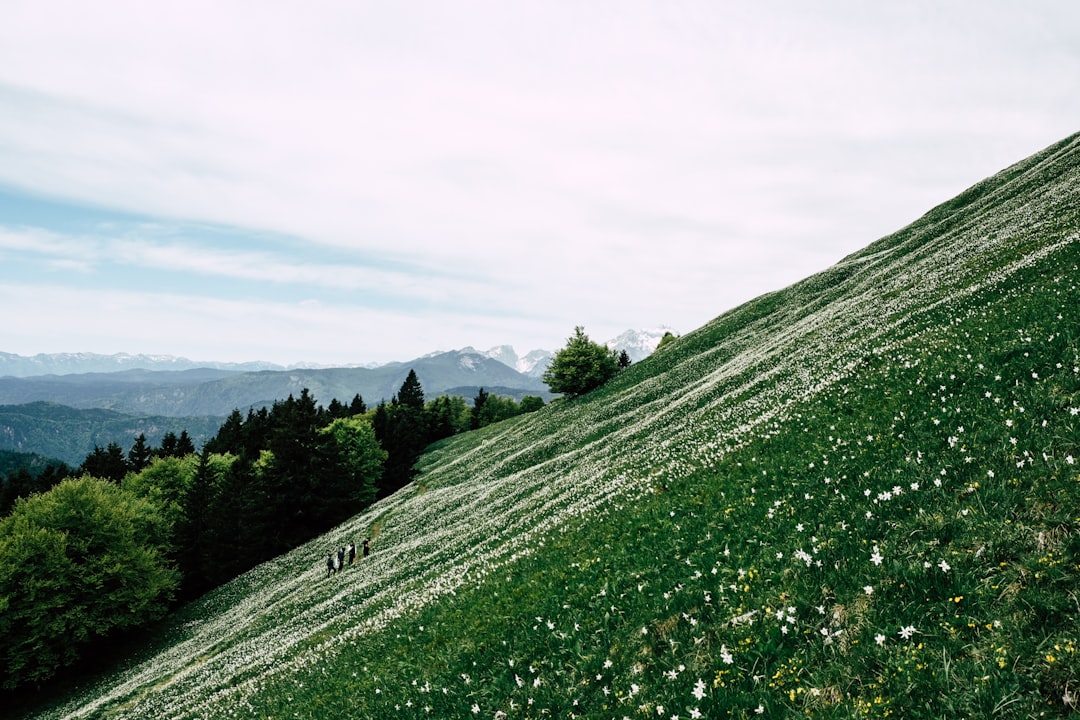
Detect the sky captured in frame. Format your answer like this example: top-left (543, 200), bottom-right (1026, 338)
top-left (1, 1), bottom-right (1078, 366)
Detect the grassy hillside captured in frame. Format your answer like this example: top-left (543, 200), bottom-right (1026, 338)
top-left (16, 132), bottom-right (1080, 719)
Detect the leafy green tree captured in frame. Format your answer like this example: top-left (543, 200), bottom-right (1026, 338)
top-left (123, 455), bottom-right (200, 541)
top-left (519, 396), bottom-right (546, 414)
top-left (542, 326), bottom-right (620, 397)
top-left (318, 416), bottom-right (385, 511)
top-left (476, 394), bottom-right (521, 427)
top-left (0, 477), bottom-right (179, 690)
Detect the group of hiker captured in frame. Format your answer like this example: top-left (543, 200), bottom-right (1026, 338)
top-left (327, 537), bottom-right (370, 577)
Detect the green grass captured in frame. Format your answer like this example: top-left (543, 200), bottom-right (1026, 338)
top-left (15, 133), bottom-right (1080, 719)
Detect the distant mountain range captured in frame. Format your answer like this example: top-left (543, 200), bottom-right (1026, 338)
top-left (0, 328), bottom-right (672, 379)
top-left (0, 329), bottom-right (672, 464)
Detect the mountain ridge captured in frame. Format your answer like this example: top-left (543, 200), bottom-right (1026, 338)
top-left (0, 328), bottom-right (670, 379)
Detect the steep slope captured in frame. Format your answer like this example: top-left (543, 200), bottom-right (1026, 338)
top-left (17, 132), bottom-right (1080, 719)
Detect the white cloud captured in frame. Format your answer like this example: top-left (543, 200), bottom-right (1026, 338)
top-left (0, 1), bottom-right (1078, 362)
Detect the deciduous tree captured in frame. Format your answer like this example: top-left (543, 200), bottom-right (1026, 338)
top-left (542, 326), bottom-right (619, 397)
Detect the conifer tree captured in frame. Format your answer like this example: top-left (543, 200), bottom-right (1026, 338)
top-left (128, 433), bottom-right (153, 472)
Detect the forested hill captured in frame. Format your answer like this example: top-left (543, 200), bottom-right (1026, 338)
top-left (0, 402), bottom-right (224, 465)
top-left (13, 131), bottom-right (1080, 719)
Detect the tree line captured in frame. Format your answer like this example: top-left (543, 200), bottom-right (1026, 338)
top-left (0, 372), bottom-right (544, 693)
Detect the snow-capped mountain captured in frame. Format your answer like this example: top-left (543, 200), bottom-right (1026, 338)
top-left (469, 327), bottom-right (674, 377)
top-left (1, 328), bottom-right (672, 380)
top-left (0, 352), bottom-right (380, 378)
top-left (464, 345), bottom-right (555, 378)
top-left (604, 327), bottom-right (674, 362)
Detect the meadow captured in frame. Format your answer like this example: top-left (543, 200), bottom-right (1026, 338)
top-left (18, 133), bottom-right (1080, 719)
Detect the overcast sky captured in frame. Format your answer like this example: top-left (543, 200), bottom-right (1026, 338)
top-left (1, 1), bottom-right (1078, 366)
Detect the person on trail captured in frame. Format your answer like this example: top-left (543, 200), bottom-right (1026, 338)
top-left (337, 546), bottom-right (346, 570)
top-left (362, 538), bottom-right (371, 558)
top-left (347, 542), bottom-right (357, 565)
top-left (326, 551), bottom-right (337, 578)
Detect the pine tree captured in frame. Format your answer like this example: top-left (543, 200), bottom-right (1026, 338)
top-left (128, 433), bottom-right (153, 472)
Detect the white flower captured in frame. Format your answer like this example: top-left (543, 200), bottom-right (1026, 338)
top-left (720, 645), bottom-right (734, 664)
top-left (870, 546), bottom-right (884, 566)
top-left (875, 633), bottom-right (886, 646)
top-left (692, 679), bottom-right (706, 701)
top-left (898, 625), bottom-right (916, 640)
top-left (938, 559), bottom-right (951, 572)
top-left (864, 585), bottom-right (874, 595)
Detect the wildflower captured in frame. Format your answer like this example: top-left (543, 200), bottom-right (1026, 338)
top-left (756, 705), bottom-right (765, 714)
top-left (875, 633), bottom-right (886, 646)
top-left (690, 709), bottom-right (703, 719)
top-left (870, 546), bottom-right (884, 566)
top-left (720, 645), bottom-right (734, 664)
top-left (692, 679), bottom-right (707, 700)
top-left (938, 559), bottom-right (951, 572)
top-left (864, 585), bottom-right (874, 595)
top-left (898, 625), bottom-right (916, 640)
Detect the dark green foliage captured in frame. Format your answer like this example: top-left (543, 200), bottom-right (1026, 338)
top-left (542, 326), bottom-right (620, 397)
top-left (518, 395), bottom-right (545, 413)
top-left (80, 442), bottom-right (129, 482)
top-left (426, 395), bottom-right (460, 441)
top-left (469, 387), bottom-right (489, 431)
top-left (0, 477), bottom-right (179, 690)
top-left (0, 454), bottom-right (72, 517)
top-left (396, 369), bottom-right (425, 410)
top-left (127, 433), bottom-right (152, 472)
top-left (158, 430), bottom-right (195, 459)
top-left (655, 330), bottom-right (678, 350)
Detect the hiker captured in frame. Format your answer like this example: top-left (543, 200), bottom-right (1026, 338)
top-left (347, 542), bottom-right (357, 565)
top-left (326, 551), bottom-right (338, 578)
top-left (362, 538), bottom-right (371, 558)
top-left (337, 546), bottom-right (346, 570)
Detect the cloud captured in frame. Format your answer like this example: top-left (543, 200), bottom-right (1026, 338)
top-left (0, 1), bottom-right (1078, 362)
